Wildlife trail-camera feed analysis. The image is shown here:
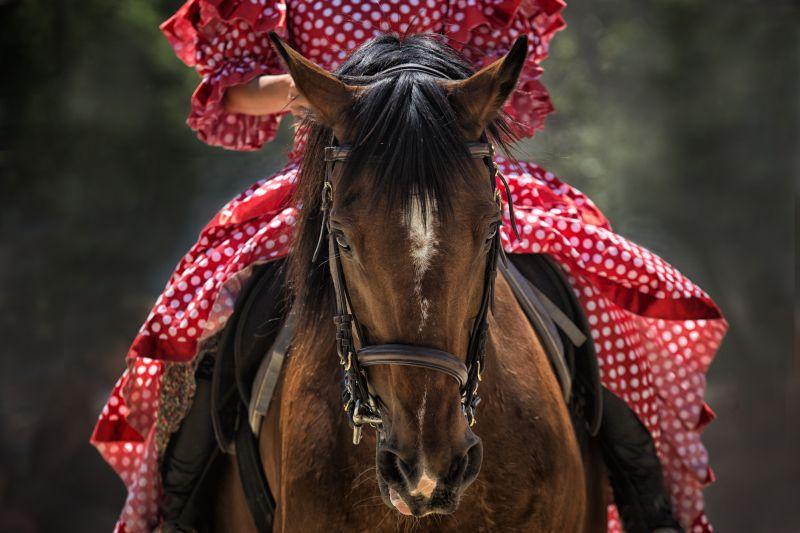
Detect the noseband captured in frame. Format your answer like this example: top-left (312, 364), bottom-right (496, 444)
top-left (313, 64), bottom-right (518, 445)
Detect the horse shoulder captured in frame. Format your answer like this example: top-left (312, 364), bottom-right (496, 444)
top-left (263, 342), bottom-right (386, 531)
top-left (475, 273), bottom-right (588, 531)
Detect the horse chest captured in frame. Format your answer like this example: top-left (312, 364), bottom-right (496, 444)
top-left (258, 338), bottom-right (585, 532)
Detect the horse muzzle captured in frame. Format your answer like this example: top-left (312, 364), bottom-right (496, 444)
top-left (375, 434), bottom-right (483, 517)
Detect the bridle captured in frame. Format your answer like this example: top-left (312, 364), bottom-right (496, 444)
top-left (311, 64), bottom-right (518, 445)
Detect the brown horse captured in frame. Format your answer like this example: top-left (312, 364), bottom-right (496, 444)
top-left (213, 34), bottom-right (607, 532)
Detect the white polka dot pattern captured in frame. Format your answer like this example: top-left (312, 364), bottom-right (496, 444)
top-left (161, 0), bottom-right (290, 151)
top-left (160, 0), bottom-right (566, 151)
top-left (92, 2), bottom-right (726, 531)
top-left (497, 157), bottom-right (725, 532)
top-left (92, 156), bottom-right (725, 532)
top-left (91, 360), bottom-right (163, 533)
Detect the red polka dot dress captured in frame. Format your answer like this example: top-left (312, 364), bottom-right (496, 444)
top-left (90, 1), bottom-right (727, 531)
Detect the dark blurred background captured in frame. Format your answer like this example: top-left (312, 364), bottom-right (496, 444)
top-left (0, 0), bottom-right (797, 531)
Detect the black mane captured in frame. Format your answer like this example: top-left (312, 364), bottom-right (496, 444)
top-left (288, 34), bottom-right (515, 339)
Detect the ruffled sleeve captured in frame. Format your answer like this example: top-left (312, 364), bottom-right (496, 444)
top-left (445, 0), bottom-right (567, 138)
top-left (160, 0), bottom-right (288, 151)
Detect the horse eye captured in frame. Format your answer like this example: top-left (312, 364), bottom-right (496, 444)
top-left (335, 230), bottom-right (351, 251)
top-left (486, 223), bottom-right (498, 242)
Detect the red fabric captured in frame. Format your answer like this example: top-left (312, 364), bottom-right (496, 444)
top-left (160, 0), bottom-right (289, 150)
top-left (445, 0), bottom-right (567, 137)
top-left (92, 2), bottom-right (725, 532)
top-left (159, 0), bottom-right (565, 151)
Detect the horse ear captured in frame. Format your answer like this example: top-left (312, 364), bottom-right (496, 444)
top-left (443, 36), bottom-right (529, 140)
top-left (268, 32), bottom-right (359, 140)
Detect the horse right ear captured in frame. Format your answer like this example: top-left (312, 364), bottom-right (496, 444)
top-left (443, 36), bottom-right (528, 140)
top-left (269, 32), bottom-right (360, 140)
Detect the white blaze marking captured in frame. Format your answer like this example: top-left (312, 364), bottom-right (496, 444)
top-left (416, 384), bottom-right (428, 433)
top-left (410, 472), bottom-right (437, 499)
top-left (404, 197), bottom-right (438, 332)
top-left (416, 382), bottom-right (428, 478)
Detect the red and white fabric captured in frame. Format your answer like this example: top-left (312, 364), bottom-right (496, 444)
top-left (91, 1), bottom-right (726, 531)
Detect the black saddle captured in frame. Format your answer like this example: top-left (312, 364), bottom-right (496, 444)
top-left (207, 254), bottom-right (601, 528)
top-left (206, 254), bottom-right (677, 532)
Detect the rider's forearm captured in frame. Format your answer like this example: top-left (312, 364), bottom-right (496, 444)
top-left (223, 74), bottom-right (292, 116)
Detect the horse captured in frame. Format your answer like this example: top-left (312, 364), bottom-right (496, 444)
top-left (211, 33), bottom-right (608, 532)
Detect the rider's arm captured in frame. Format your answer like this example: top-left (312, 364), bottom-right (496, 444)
top-left (224, 74), bottom-right (308, 116)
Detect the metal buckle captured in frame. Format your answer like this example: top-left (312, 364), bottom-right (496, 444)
top-left (351, 399), bottom-right (382, 445)
top-left (321, 181), bottom-right (333, 210)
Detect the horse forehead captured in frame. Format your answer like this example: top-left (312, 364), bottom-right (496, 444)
top-left (404, 197), bottom-right (438, 263)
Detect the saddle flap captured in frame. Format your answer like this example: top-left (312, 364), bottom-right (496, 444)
top-left (211, 261), bottom-right (289, 452)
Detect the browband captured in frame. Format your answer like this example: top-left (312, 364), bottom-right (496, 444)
top-left (324, 142), bottom-right (494, 163)
top-left (369, 62), bottom-right (455, 80)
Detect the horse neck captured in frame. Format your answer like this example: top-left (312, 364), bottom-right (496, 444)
top-left (479, 271), bottom-right (581, 459)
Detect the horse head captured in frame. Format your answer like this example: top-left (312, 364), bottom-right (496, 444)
top-left (275, 32), bottom-right (527, 517)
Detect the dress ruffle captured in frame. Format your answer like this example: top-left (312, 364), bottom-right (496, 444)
top-left (160, 0), bottom-right (289, 150)
top-left (498, 158), bottom-right (724, 531)
top-left (161, 0), bottom-right (567, 152)
top-left (445, 0), bottom-right (567, 137)
top-left (92, 158), bottom-right (725, 532)
top-left (95, 2), bottom-right (724, 531)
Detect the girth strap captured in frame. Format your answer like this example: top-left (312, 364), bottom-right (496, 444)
top-left (235, 407), bottom-right (275, 531)
top-left (528, 283), bottom-right (587, 347)
top-left (357, 344), bottom-right (469, 388)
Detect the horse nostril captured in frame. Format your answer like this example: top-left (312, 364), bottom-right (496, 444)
top-left (446, 449), bottom-right (469, 481)
top-left (461, 438), bottom-right (483, 486)
top-left (377, 448), bottom-right (414, 486)
top-left (441, 437), bottom-right (483, 488)
top-left (396, 457), bottom-right (414, 481)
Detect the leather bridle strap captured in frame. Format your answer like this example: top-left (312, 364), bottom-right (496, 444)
top-left (357, 345), bottom-right (469, 388)
top-left (324, 142), bottom-right (493, 163)
top-left (373, 63), bottom-right (456, 79)
top-left (321, 136), bottom-right (505, 441)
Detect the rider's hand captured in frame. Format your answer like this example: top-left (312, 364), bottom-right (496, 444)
top-left (285, 75), bottom-right (310, 118)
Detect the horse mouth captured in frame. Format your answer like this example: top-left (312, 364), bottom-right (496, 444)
top-left (376, 475), bottom-right (460, 517)
top-left (389, 487), bottom-right (413, 515)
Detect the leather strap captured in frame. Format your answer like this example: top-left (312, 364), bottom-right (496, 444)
top-left (325, 143), bottom-right (493, 163)
top-left (466, 142), bottom-right (494, 159)
top-left (501, 260), bottom-right (573, 402)
top-left (248, 312), bottom-right (297, 435)
top-left (235, 408), bottom-right (275, 532)
top-left (527, 282), bottom-right (587, 347)
top-left (372, 62), bottom-right (455, 79)
top-left (357, 344), bottom-right (469, 388)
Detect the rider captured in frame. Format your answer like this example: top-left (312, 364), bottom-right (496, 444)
top-left (90, 1), bottom-right (726, 532)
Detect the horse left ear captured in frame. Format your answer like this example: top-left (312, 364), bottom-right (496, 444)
top-left (443, 36), bottom-right (529, 140)
top-left (269, 32), bottom-right (360, 140)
